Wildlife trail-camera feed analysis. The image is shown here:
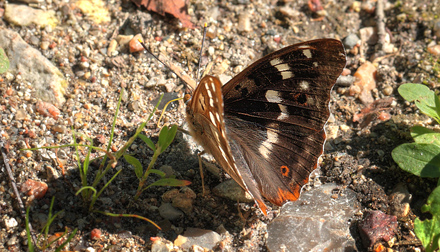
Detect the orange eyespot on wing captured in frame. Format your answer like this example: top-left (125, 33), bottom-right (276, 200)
top-left (280, 165), bottom-right (290, 177)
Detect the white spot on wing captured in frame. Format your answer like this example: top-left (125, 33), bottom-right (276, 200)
top-left (299, 81), bottom-right (309, 90)
top-left (270, 58), bottom-right (282, 66)
top-left (206, 89), bottom-right (213, 99)
top-left (258, 130), bottom-right (278, 159)
top-left (303, 49), bottom-right (312, 58)
top-left (277, 104), bottom-right (289, 120)
top-left (270, 58), bottom-right (293, 79)
top-left (265, 90), bottom-right (282, 103)
top-left (209, 112), bottom-right (217, 126)
top-left (219, 145), bottom-right (228, 161)
top-left (307, 96), bottom-right (315, 106)
top-left (281, 71), bottom-right (294, 79)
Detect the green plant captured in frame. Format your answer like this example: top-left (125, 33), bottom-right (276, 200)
top-left (24, 91), bottom-right (189, 229)
top-left (392, 83), bottom-right (440, 251)
top-left (131, 124), bottom-right (191, 200)
top-left (26, 197), bottom-right (77, 251)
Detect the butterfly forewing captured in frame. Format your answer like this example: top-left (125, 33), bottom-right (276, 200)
top-left (187, 39), bottom-right (346, 215)
top-left (222, 39), bottom-right (346, 206)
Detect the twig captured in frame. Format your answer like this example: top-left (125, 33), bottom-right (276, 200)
top-left (1, 142), bottom-right (38, 246)
top-left (376, 0), bottom-right (386, 51)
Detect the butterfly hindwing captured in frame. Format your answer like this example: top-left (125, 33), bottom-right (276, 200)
top-left (222, 39), bottom-right (346, 206)
top-left (186, 76), bottom-right (269, 214)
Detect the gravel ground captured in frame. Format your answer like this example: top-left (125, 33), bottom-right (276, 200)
top-left (1, 0), bottom-right (440, 251)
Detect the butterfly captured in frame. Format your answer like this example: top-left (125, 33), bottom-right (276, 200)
top-left (185, 39), bottom-right (346, 215)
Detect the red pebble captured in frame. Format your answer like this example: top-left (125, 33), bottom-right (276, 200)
top-left (358, 210), bottom-right (397, 248)
top-left (308, 0), bottom-right (323, 12)
top-left (21, 179), bottom-right (48, 199)
top-left (129, 34), bottom-right (145, 53)
top-left (91, 228), bottom-right (102, 240)
top-left (150, 237), bottom-right (160, 242)
top-left (49, 42), bottom-right (57, 49)
top-left (28, 130), bottom-right (37, 138)
top-left (341, 68), bottom-right (351, 76)
top-left (378, 111), bottom-right (391, 121)
top-left (36, 101), bottom-right (60, 120)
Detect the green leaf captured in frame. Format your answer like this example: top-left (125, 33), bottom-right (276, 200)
top-left (415, 218), bottom-right (440, 252)
top-left (0, 48), bottom-right (9, 74)
top-left (25, 207), bottom-right (34, 252)
top-left (398, 83), bottom-right (440, 123)
top-left (146, 169), bottom-right (166, 178)
top-left (423, 186), bottom-right (440, 215)
top-left (139, 134), bottom-right (156, 152)
top-left (145, 178), bottom-right (191, 189)
top-left (124, 154), bottom-right (143, 179)
top-left (411, 126), bottom-right (437, 139)
top-left (392, 143), bottom-right (440, 178)
top-left (158, 125), bottom-right (177, 154)
top-left (158, 125), bottom-right (169, 150)
top-left (414, 186), bottom-right (440, 252)
top-left (412, 133), bottom-right (440, 147)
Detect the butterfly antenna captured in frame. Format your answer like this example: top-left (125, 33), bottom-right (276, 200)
top-left (196, 23), bottom-right (208, 83)
top-left (137, 38), bottom-right (195, 89)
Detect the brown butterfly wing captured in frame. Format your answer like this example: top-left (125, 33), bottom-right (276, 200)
top-left (222, 39), bottom-right (347, 206)
top-left (186, 75), bottom-right (268, 214)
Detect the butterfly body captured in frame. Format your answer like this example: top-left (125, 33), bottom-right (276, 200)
top-left (186, 39), bottom-right (346, 215)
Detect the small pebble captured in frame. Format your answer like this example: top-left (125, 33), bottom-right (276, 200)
top-left (91, 228), bottom-right (102, 240)
top-left (20, 179), bottom-right (48, 199)
top-left (208, 46), bottom-right (215, 56)
top-left (107, 39), bottom-right (118, 56)
top-left (116, 35), bottom-right (133, 51)
top-left (4, 217), bottom-right (18, 230)
top-left (129, 34), bottom-right (144, 53)
top-left (36, 101), bottom-right (60, 120)
top-left (151, 238), bottom-right (173, 252)
top-left (389, 183), bottom-right (412, 219)
top-left (427, 45), bottom-right (440, 56)
top-left (174, 228), bottom-right (221, 250)
top-left (52, 125), bottom-right (66, 133)
top-left (7, 235), bottom-right (18, 246)
top-left (159, 165), bottom-right (175, 177)
top-left (159, 203), bottom-right (184, 221)
top-left (382, 85), bottom-right (393, 96)
top-left (238, 12), bottom-right (252, 32)
top-left (358, 210), bottom-right (397, 248)
top-left (212, 179), bottom-right (253, 203)
top-left (15, 109), bottom-right (27, 120)
top-left (343, 34), bottom-right (360, 49)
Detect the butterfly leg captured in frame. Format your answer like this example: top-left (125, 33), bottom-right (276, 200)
top-left (177, 126), bottom-right (190, 136)
top-left (198, 150), bottom-right (206, 196)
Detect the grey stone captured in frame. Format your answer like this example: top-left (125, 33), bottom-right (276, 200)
top-left (267, 184), bottom-right (358, 252)
top-left (159, 203), bottom-right (184, 221)
top-left (212, 179), bottom-right (253, 203)
top-left (0, 28), bottom-right (67, 105)
top-left (4, 4), bottom-right (58, 28)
